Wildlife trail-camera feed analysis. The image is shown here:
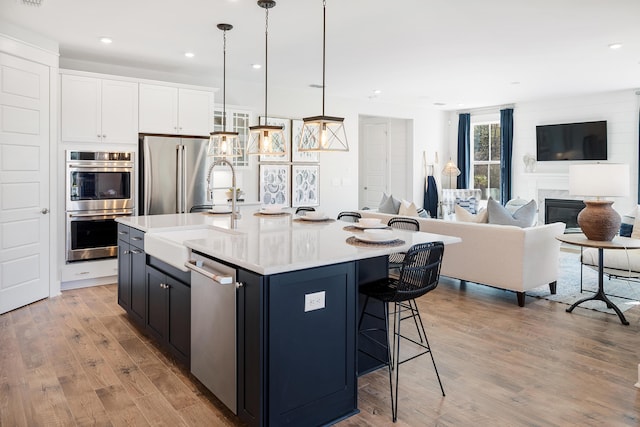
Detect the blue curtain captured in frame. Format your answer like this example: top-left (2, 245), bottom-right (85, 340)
top-left (500, 108), bottom-right (514, 204)
top-left (457, 113), bottom-right (470, 189)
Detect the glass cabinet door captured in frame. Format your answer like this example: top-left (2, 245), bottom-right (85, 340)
top-left (213, 107), bottom-right (251, 167)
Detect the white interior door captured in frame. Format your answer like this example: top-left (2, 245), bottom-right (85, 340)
top-left (0, 52), bottom-right (50, 314)
top-left (360, 122), bottom-right (388, 209)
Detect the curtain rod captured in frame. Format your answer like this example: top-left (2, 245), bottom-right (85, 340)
top-left (456, 104), bottom-right (515, 115)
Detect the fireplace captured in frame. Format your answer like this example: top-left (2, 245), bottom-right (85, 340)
top-left (544, 198), bottom-right (585, 232)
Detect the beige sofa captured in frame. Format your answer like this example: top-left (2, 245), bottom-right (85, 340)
top-left (357, 210), bottom-right (566, 306)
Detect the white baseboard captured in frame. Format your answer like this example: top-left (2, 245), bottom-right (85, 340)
top-left (61, 275), bottom-right (116, 291)
top-left (635, 364), bottom-right (640, 389)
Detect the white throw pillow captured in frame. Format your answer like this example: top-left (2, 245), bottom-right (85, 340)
top-left (630, 206), bottom-right (640, 239)
top-left (399, 200), bottom-right (419, 217)
top-left (455, 204), bottom-right (488, 223)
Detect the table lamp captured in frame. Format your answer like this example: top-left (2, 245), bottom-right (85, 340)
top-left (569, 163), bottom-right (629, 241)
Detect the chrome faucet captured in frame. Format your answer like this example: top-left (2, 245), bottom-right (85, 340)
top-left (206, 158), bottom-right (238, 229)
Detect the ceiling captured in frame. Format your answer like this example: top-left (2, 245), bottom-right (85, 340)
top-left (3, 0), bottom-right (640, 110)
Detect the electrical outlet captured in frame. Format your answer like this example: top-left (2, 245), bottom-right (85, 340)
top-left (304, 291), bottom-right (325, 312)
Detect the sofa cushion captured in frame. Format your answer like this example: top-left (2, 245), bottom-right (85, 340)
top-left (455, 196), bottom-right (478, 214)
top-left (455, 205), bottom-right (488, 223)
top-left (630, 206), bottom-right (640, 239)
top-left (620, 209), bottom-right (635, 237)
top-left (487, 198), bottom-right (536, 228)
top-left (399, 200), bottom-right (419, 217)
top-left (379, 193), bottom-right (401, 214)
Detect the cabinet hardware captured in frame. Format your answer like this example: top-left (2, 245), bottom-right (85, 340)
top-left (236, 282), bottom-right (244, 289)
top-left (41, 208), bottom-right (49, 214)
top-left (132, 236), bottom-right (142, 241)
top-left (130, 249), bottom-right (142, 254)
top-left (123, 250), bottom-right (130, 255)
top-left (118, 231), bottom-right (128, 235)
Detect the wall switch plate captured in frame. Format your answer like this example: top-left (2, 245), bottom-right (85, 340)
top-left (304, 291), bottom-right (325, 312)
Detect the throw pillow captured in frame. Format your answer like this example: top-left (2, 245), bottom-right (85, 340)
top-left (455, 205), bottom-right (488, 223)
top-left (399, 200), bottom-right (419, 217)
top-left (630, 206), bottom-right (640, 239)
top-left (455, 197), bottom-right (478, 214)
top-left (505, 197), bottom-right (529, 214)
top-left (416, 207), bottom-right (429, 218)
top-left (379, 193), bottom-right (401, 214)
top-left (487, 198), bottom-right (537, 228)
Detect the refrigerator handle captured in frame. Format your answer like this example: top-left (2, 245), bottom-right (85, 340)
top-left (143, 139), bottom-right (152, 215)
top-left (182, 145), bottom-right (188, 213)
top-left (176, 144), bottom-right (182, 213)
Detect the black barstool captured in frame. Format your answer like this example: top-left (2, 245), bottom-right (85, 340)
top-left (337, 211), bottom-right (361, 222)
top-left (358, 241), bottom-right (446, 422)
top-left (295, 206), bottom-right (316, 216)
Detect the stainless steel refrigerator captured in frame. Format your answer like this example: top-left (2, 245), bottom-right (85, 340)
top-left (139, 135), bottom-right (210, 215)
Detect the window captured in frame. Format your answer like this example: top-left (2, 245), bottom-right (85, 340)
top-left (213, 107), bottom-right (251, 168)
top-left (471, 121), bottom-right (501, 201)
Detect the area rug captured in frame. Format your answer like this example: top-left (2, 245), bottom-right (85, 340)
top-left (528, 250), bottom-right (640, 314)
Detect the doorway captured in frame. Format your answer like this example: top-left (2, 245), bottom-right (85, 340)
top-left (358, 115), bottom-right (412, 209)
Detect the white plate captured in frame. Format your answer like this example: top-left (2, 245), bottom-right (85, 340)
top-left (299, 215), bottom-right (329, 221)
top-left (354, 233), bottom-right (398, 243)
top-left (208, 209), bottom-right (231, 214)
top-left (354, 223), bottom-right (388, 229)
top-left (259, 209), bottom-right (285, 215)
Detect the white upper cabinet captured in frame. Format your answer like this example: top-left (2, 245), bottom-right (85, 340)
top-left (139, 84), bottom-right (214, 136)
top-left (61, 74), bottom-right (138, 144)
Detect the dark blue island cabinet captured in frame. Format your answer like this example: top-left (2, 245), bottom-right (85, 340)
top-left (236, 256), bottom-right (389, 427)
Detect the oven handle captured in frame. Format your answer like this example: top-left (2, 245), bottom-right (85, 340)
top-left (68, 211), bottom-right (132, 218)
top-left (67, 165), bottom-right (133, 171)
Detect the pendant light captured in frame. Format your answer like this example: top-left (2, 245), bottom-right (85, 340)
top-left (298, 0), bottom-right (348, 152)
top-left (208, 23), bottom-right (242, 159)
top-left (247, 0), bottom-right (286, 157)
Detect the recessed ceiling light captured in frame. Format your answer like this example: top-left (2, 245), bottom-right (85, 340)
top-left (433, 102), bottom-right (446, 106)
top-left (510, 81), bottom-right (521, 85)
top-left (100, 37), bottom-right (112, 44)
top-left (609, 43), bottom-right (623, 50)
top-left (252, 64), bottom-right (262, 69)
top-left (373, 89), bottom-right (382, 95)
top-left (185, 52), bottom-right (195, 58)
top-left (309, 84), bottom-right (324, 89)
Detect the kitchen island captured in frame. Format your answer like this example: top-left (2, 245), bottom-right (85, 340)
top-left (116, 212), bottom-right (460, 427)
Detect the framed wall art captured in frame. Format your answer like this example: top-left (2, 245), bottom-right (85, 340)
top-left (291, 119), bottom-right (319, 163)
top-left (259, 164), bottom-right (290, 207)
top-left (292, 164), bottom-right (320, 207)
top-left (259, 116), bottom-right (291, 162)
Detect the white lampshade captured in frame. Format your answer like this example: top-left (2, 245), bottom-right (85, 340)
top-left (569, 163), bottom-right (629, 198)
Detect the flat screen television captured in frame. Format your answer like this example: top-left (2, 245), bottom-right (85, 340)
top-left (536, 120), bottom-right (607, 161)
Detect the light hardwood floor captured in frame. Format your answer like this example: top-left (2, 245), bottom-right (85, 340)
top-left (1, 278), bottom-right (639, 426)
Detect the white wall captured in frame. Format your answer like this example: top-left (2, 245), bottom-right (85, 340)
top-left (447, 90), bottom-right (640, 216)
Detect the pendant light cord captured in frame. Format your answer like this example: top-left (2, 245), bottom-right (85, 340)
top-left (222, 29), bottom-right (227, 131)
top-left (322, 0), bottom-right (326, 116)
top-left (264, 7), bottom-right (269, 124)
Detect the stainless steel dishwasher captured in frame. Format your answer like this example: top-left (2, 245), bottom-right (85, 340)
top-left (185, 253), bottom-right (238, 414)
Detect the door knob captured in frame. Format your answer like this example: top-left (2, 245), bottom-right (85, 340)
top-left (41, 208), bottom-right (49, 214)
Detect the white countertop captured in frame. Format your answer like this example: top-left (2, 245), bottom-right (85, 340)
top-left (117, 213), bottom-right (461, 275)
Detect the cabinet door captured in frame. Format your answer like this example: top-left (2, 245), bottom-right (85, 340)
top-left (178, 88), bottom-right (213, 136)
top-left (101, 79), bottom-right (138, 144)
top-left (146, 266), bottom-right (167, 341)
top-left (129, 247), bottom-right (146, 324)
top-left (166, 276), bottom-right (190, 360)
top-left (117, 241), bottom-right (131, 310)
top-left (60, 74), bottom-right (101, 143)
top-left (139, 84), bottom-right (178, 134)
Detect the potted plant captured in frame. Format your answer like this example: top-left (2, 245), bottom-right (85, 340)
top-left (225, 188), bottom-right (244, 201)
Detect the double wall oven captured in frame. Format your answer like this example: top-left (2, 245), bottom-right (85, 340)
top-left (66, 151), bottom-right (134, 262)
